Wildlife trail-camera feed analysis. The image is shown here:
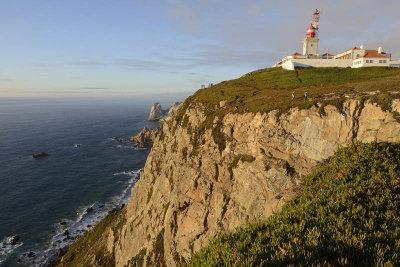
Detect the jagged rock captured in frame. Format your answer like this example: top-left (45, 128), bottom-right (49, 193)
top-left (32, 152), bottom-right (48, 159)
top-left (111, 137), bottom-right (124, 142)
top-left (148, 102), bottom-right (182, 121)
top-left (148, 102), bottom-right (168, 121)
top-left (86, 207), bottom-right (93, 213)
top-left (168, 102), bottom-right (182, 117)
top-left (9, 236), bottom-right (20, 245)
top-left (130, 127), bottom-right (160, 148)
top-left (27, 251), bottom-right (35, 258)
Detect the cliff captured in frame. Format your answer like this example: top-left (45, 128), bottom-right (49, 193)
top-left (130, 127), bottom-right (160, 148)
top-left (59, 67), bottom-right (400, 266)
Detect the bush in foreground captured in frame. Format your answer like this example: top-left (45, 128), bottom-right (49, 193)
top-left (190, 142), bottom-right (400, 266)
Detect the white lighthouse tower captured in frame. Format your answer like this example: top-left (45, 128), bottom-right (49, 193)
top-left (302, 9), bottom-right (320, 56)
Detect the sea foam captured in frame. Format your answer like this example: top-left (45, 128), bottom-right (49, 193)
top-left (16, 170), bottom-right (140, 266)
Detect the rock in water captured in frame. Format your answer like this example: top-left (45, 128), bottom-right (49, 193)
top-left (148, 102), bottom-right (168, 121)
top-left (147, 102), bottom-right (182, 121)
top-left (32, 152), bottom-right (48, 159)
top-left (86, 207), bottom-right (93, 213)
top-left (130, 127), bottom-right (160, 148)
top-left (10, 236), bottom-right (20, 245)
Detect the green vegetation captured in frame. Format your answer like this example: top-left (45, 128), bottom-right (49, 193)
top-left (127, 248), bottom-right (146, 267)
top-left (228, 154), bottom-right (256, 178)
top-left (59, 208), bottom-right (126, 267)
top-left (190, 142), bottom-right (400, 266)
top-left (147, 229), bottom-right (166, 267)
top-left (174, 67), bottom-right (400, 153)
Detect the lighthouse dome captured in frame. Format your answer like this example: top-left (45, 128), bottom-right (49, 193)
top-left (306, 24), bottom-right (315, 38)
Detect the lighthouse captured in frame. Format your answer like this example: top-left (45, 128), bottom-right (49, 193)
top-left (302, 9), bottom-right (320, 56)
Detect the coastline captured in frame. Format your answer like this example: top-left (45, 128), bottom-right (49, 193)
top-left (6, 170), bottom-right (140, 266)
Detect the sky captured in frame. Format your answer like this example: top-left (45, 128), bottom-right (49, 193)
top-left (1, 0), bottom-right (399, 98)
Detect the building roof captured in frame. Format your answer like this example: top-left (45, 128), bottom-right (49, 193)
top-left (322, 53), bottom-right (334, 56)
top-left (291, 52), bottom-right (302, 56)
top-left (339, 47), bottom-right (362, 54)
top-left (348, 47), bottom-right (362, 51)
top-left (354, 50), bottom-right (390, 60)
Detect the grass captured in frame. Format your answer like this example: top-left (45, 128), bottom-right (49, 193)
top-left (59, 208), bottom-right (126, 267)
top-left (228, 154), bottom-right (256, 178)
top-left (146, 229), bottom-right (166, 267)
top-left (127, 248), bottom-right (146, 267)
top-left (173, 67), bottom-right (400, 152)
top-left (189, 142), bottom-right (400, 266)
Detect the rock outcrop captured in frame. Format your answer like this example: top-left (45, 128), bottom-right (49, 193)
top-left (130, 127), bottom-right (160, 148)
top-left (32, 152), bottom-right (48, 159)
top-left (103, 99), bottom-right (400, 266)
top-left (148, 102), bottom-right (182, 121)
top-left (167, 102), bottom-right (181, 117)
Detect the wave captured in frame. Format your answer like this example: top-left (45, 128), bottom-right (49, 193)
top-left (15, 170), bottom-right (140, 266)
top-left (0, 236), bottom-right (23, 264)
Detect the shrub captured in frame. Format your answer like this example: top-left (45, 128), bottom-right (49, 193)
top-left (190, 142), bottom-right (400, 266)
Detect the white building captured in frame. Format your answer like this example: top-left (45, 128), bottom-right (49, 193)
top-left (274, 9), bottom-right (399, 70)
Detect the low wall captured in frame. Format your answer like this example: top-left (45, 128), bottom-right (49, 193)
top-left (390, 59), bottom-right (400, 67)
top-left (282, 59), bottom-right (353, 70)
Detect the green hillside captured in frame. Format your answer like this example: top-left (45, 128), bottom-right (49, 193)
top-left (174, 67), bottom-right (400, 155)
top-left (189, 142), bottom-right (400, 266)
top-left (193, 67), bottom-right (400, 113)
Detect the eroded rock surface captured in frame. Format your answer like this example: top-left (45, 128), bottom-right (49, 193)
top-left (148, 102), bottom-right (182, 122)
top-left (130, 127), bottom-right (160, 148)
top-left (104, 99), bottom-right (400, 266)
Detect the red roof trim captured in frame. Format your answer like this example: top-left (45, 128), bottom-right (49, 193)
top-left (354, 50), bottom-right (390, 60)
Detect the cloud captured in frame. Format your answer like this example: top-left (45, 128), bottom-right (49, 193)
top-left (0, 78), bottom-right (27, 82)
top-left (79, 87), bottom-right (110, 90)
top-left (69, 61), bottom-right (105, 66)
top-left (162, 0), bottom-right (400, 64)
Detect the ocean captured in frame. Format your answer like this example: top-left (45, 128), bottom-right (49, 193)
top-left (0, 97), bottom-right (175, 266)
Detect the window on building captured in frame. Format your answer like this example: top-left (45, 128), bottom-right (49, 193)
top-left (383, 60), bottom-right (387, 63)
top-left (356, 54), bottom-right (360, 58)
top-left (366, 60), bottom-right (369, 63)
top-left (379, 60), bottom-right (382, 63)
top-left (370, 60), bottom-right (374, 63)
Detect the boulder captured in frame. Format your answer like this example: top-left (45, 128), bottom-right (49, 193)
top-left (9, 236), bottom-right (20, 245)
top-left (86, 207), bottom-right (93, 213)
top-left (32, 152), bottom-right (48, 159)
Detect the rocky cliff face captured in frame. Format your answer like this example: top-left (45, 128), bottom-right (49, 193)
top-left (130, 127), bottom-right (160, 148)
top-left (148, 102), bottom-right (182, 121)
top-left (102, 99), bottom-right (400, 266)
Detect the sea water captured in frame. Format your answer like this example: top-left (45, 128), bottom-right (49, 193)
top-left (0, 97), bottom-right (173, 266)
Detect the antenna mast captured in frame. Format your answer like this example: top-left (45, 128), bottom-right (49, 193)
top-left (312, 9), bottom-right (320, 37)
